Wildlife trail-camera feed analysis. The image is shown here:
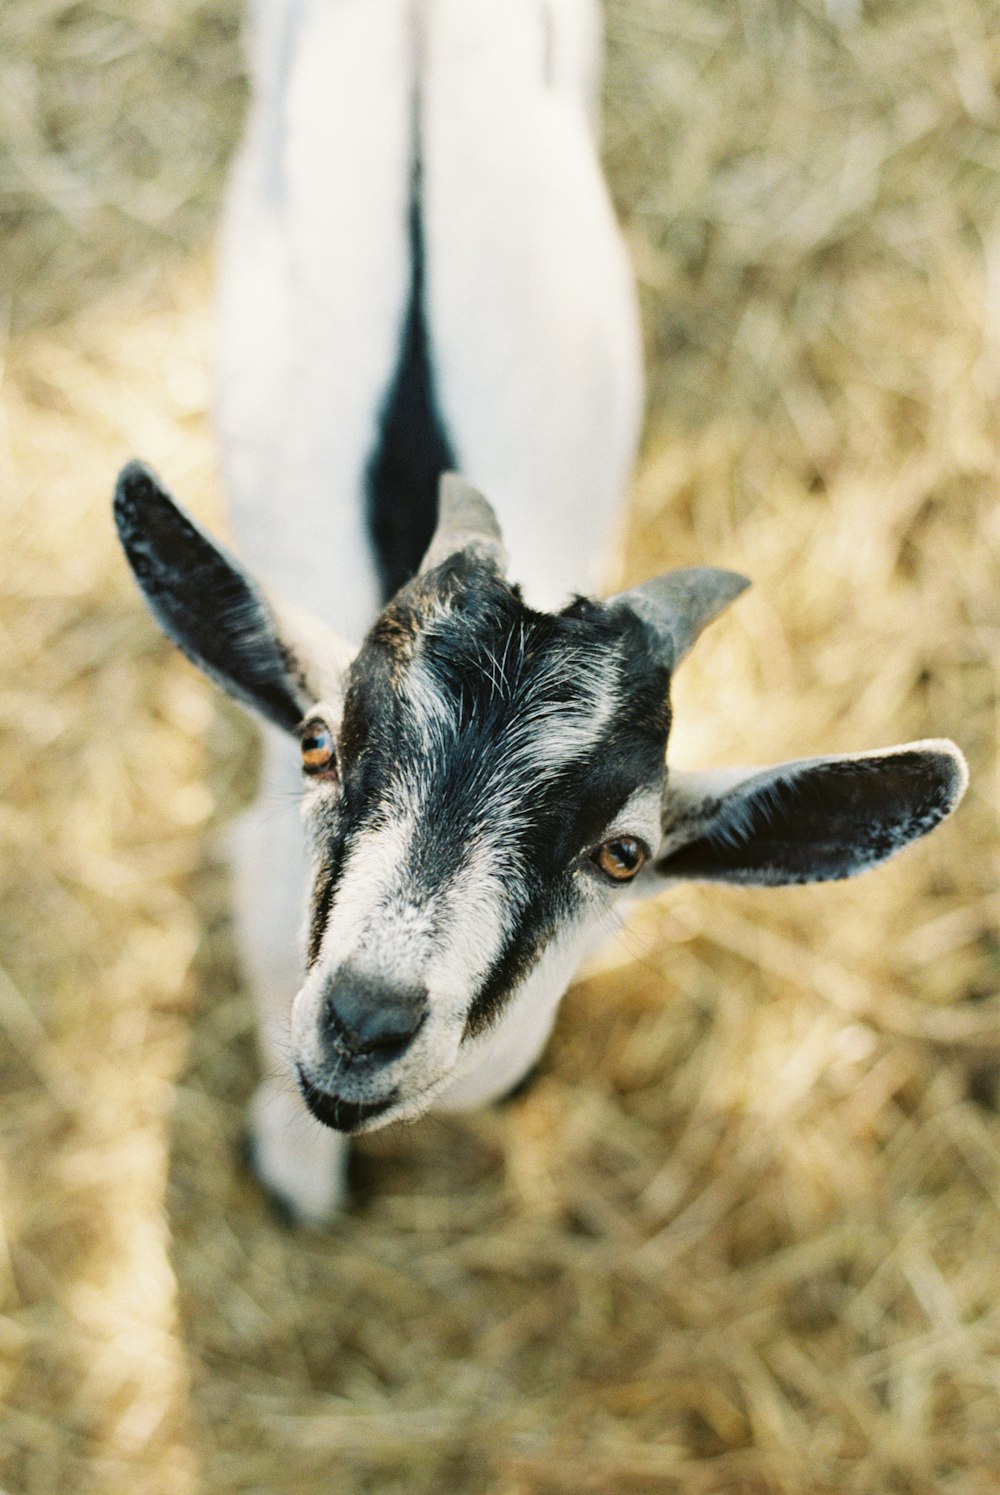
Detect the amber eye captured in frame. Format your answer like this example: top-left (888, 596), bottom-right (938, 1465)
top-left (300, 718), bottom-right (337, 777)
top-left (591, 836), bottom-right (647, 882)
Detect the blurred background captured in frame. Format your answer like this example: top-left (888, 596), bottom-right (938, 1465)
top-left (1, 1), bottom-right (999, 1491)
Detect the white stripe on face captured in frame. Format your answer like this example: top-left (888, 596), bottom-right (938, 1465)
top-left (398, 649), bottom-right (457, 754)
top-left (314, 808), bottom-right (430, 972)
top-left (497, 648), bottom-right (621, 785)
top-left (401, 624), bottom-right (623, 787)
top-left (292, 732), bottom-right (667, 1110)
top-left (422, 830), bottom-right (516, 1020)
top-left (308, 789), bottom-right (514, 1007)
top-left (292, 801), bottom-right (517, 1093)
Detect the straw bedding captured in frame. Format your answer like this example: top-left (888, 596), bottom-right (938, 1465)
top-left (1, 1), bottom-right (998, 1491)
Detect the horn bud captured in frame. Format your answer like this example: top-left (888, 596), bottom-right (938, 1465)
top-left (611, 566), bottom-right (750, 666)
top-left (419, 473), bottom-right (508, 575)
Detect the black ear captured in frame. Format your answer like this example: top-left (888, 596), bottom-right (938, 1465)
top-left (114, 461), bottom-right (326, 731)
top-left (654, 742), bottom-right (967, 886)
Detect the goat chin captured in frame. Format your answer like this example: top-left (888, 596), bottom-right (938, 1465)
top-left (294, 1061), bottom-right (444, 1136)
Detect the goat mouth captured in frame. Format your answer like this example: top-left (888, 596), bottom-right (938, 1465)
top-left (295, 1064), bottom-right (398, 1133)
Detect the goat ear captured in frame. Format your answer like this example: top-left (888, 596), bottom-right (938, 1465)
top-left (611, 568), bottom-right (750, 666)
top-left (653, 741), bottom-right (967, 886)
top-left (419, 472), bottom-right (509, 575)
top-left (114, 461), bottom-right (350, 732)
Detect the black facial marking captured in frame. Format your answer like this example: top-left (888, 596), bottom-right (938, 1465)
top-left (306, 852), bottom-right (342, 969)
top-left (365, 113), bottom-right (456, 602)
top-left (464, 885), bottom-right (574, 1040)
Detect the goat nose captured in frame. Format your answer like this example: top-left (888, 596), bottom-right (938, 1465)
top-left (321, 971), bottom-right (426, 1062)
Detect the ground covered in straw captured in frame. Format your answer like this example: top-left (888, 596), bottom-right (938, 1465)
top-left (1, 2), bottom-right (999, 1492)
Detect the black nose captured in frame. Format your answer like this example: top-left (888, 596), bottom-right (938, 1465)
top-left (321, 970), bottom-right (426, 1064)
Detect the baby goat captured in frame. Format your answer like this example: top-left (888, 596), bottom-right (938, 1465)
top-left (114, 2), bottom-right (966, 1223)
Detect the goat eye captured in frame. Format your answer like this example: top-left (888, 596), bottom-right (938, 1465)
top-left (591, 836), bottom-right (646, 882)
top-left (300, 719), bottom-right (336, 776)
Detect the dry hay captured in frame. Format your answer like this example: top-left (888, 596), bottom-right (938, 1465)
top-left (1, 0), bottom-right (999, 1492)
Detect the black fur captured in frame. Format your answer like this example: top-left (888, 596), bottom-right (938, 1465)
top-left (306, 851), bottom-right (343, 969)
top-left (365, 138), bottom-right (456, 602)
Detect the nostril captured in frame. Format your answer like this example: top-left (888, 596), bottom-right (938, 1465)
top-left (321, 971), bottom-right (427, 1063)
top-left (321, 990), bottom-right (353, 1048)
top-left (356, 1009), bottom-right (426, 1061)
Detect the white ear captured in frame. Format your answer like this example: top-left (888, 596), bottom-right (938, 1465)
top-left (654, 741), bottom-right (967, 885)
top-left (114, 461), bottom-right (353, 730)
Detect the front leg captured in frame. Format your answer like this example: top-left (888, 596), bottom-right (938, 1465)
top-left (230, 728), bottom-right (349, 1225)
top-left (247, 1071), bottom-right (348, 1226)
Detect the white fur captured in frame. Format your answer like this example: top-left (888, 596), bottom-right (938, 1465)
top-left (432, 925), bottom-right (597, 1111)
top-left (249, 1075), bottom-right (348, 1225)
top-left (433, 786), bottom-right (665, 1111)
top-left (500, 645), bottom-right (622, 781)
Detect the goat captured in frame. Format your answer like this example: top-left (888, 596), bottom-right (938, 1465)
top-left (113, 1), bottom-right (967, 1224)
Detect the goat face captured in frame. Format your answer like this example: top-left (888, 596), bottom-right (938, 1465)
top-left (290, 555), bottom-right (675, 1126)
top-left (114, 464), bottom-right (967, 1133)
